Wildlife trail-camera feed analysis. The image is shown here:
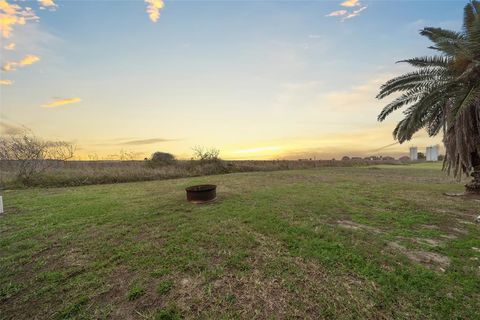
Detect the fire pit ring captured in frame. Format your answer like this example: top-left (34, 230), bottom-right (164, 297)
top-left (185, 184), bottom-right (217, 203)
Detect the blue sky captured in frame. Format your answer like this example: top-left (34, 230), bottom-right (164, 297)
top-left (0, 0), bottom-right (466, 159)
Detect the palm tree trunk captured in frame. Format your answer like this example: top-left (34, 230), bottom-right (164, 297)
top-left (466, 152), bottom-right (480, 194)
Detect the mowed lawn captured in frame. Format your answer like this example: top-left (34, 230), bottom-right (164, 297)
top-left (1, 164), bottom-right (480, 319)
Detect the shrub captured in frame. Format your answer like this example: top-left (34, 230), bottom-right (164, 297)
top-left (148, 152), bottom-right (176, 168)
top-left (197, 161), bottom-right (231, 175)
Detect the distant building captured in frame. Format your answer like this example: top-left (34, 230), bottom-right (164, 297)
top-left (426, 145), bottom-right (439, 161)
top-left (342, 156), bottom-right (350, 161)
top-left (399, 156), bottom-right (410, 161)
top-left (409, 147), bottom-right (418, 161)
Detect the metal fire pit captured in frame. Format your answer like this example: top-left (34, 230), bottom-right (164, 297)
top-left (185, 184), bottom-right (217, 203)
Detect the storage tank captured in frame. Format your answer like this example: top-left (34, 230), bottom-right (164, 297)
top-left (409, 147), bottom-right (418, 161)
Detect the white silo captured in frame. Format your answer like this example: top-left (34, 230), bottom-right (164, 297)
top-left (426, 145), bottom-right (439, 161)
top-left (409, 147), bottom-right (418, 161)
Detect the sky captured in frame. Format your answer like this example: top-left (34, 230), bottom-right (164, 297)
top-left (0, 0), bottom-right (466, 160)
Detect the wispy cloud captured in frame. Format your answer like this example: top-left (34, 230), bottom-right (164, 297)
top-left (274, 81), bottom-right (323, 112)
top-left (119, 138), bottom-right (177, 145)
top-left (341, 0), bottom-right (360, 7)
top-left (234, 146), bottom-right (281, 154)
top-left (326, 10), bottom-right (347, 17)
top-left (326, 0), bottom-right (367, 21)
top-left (0, 79), bottom-right (13, 85)
top-left (0, 120), bottom-right (26, 135)
top-left (145, 0), bottom-right (164, 22)
top-left (342, 6), bottom-right (368, 21)
top-left (322, 74), bottom-right (391, 112)
top-left (42, 97), bottom-right (81, 108)
top-left (1, 54), bottom-right (40, 72)
top-left (4, 42), bottom-right (15, 50)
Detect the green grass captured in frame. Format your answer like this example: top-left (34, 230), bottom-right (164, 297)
top-left (1, 163), bottom-right (479, 319)
top-left (127, 284), bottom-right (145, 301)
top-left (155, 306), bottom-right (182, 320)
top-left (157, 280), bottom-right (173, 295)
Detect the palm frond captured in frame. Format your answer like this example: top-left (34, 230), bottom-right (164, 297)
top-left (377, 90), bottom-right (425, 121)
top-left (376, 68), bottom-right (448, 99)
top-left (398, 56), bottom-right (453, 68)
top-left (420, 27), bottom-right (471, 57)
top-left (420, 27), bottom-right (465, 42)
top-left (391, 88), bottom-right (446, 142)
top-left (452, 84), bottom-right (480, 117)
top-left (464, 2), bottom-right (477, 34)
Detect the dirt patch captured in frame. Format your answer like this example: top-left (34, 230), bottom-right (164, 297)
top-left (91, 266), bottom-right (170, 319)
top-left (187, 272), bottom-right (291, 318)
top-left (421, 224), bottom-right (440, 230)
top-left (444, 193), bottom-right (480, 201)
top-left (440, 220), bottom-right (476, 237)
top-left (1, 206), bottom-right (25, 216)
top-left (63, 248), bottom-right (90, 268)
top-left (336, 220), bottom-right (382, 234)
top-left (388, 242), bottom-right (450, 272)
top-left (450, 227), bottom-right (468, 235)
top-left (440, 234), bottom-right (458, 240)
top-left (411, 237), bottom-right (443, 247)
top-left (92, 267), bottom-right (139, 319)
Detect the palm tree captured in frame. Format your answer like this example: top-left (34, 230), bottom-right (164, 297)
top-left (377, 1), bottom-right (480, 194)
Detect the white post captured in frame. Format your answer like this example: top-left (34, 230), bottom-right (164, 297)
top-left (0, 196), bottom-right (3, 214)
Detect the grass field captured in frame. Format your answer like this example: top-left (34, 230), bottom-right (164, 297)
top-left (1, 163), bottom-right (480, 319)
top-left (0, 159), bottom-right (401, 189)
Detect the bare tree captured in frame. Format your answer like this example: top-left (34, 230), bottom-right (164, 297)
top-left (0, 132), bottom-right (75, 182)
top-left (88, 153), bottom-right (99, 161)
top-left (192, 146), bottom-right (220, 162)
top-left (45, 141), bottom-right (76, 161)
top-left (119, 149), bottom-right (136, 161)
